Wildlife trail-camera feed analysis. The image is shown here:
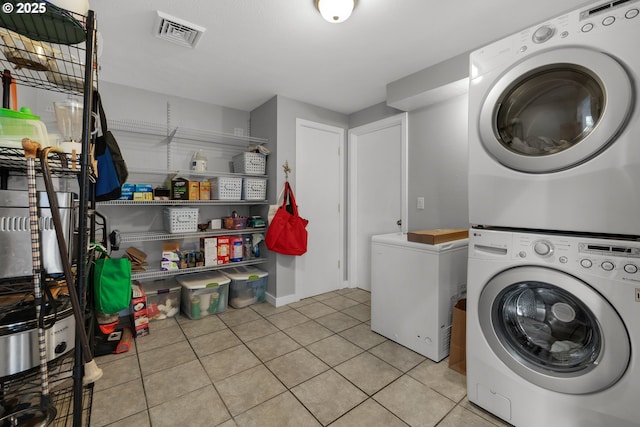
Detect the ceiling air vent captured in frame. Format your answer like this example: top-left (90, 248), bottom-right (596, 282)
top-left (155, 11), bottom-right (206, 48)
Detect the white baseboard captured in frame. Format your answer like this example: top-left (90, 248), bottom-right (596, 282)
top-left (265, 292), bottom-right (299, 308)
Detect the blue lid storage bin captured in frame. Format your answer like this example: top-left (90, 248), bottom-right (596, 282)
top-left (222, 266), bottom-right (268, 309)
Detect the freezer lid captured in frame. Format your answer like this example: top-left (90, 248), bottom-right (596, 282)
top-left (371, 232), bottom-right (468, 252)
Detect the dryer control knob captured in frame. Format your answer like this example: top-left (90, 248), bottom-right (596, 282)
top-left (532, 25), bottom-right (555, 43)
top-left (533, 241), bottom-right (553, 256)
top-left (580, 259), bottom-right (593, 268)
top-left (624, 264), bottom-right (638, 274)
top-left (601, 261), bottom-right (615, 271)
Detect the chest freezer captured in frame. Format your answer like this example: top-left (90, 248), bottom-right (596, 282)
top-left (370, 232), bottom-right (468, 362)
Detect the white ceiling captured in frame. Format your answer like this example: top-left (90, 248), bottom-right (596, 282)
top-left (90, 0), bottom-right (595, 115)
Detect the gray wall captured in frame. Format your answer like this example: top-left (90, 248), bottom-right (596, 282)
top-left (250, 95), bottom-right (349, 303)
top-left (19, 77), bottom-right (470, 303)
top-left (407, 93), bottom-right (469, 230)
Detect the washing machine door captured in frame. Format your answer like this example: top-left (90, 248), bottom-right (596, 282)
top-left (478, 47), bottom-right (632, 173)
top-left (479, 266), bottom-right (630, 394)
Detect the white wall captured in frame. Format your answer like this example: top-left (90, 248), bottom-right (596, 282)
top-left (407, 93), bottom-right (469, 230)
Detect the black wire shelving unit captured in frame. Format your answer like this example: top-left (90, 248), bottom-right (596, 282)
top-left (0, 2), bottom-right (98, 426)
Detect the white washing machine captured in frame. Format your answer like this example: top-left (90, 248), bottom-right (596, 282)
top-left (467, 228), bottom-right (640, 427)
top-left (371, 233), bottom-right (468, 362)
top-left (468, 0), bottom-right (640, 235)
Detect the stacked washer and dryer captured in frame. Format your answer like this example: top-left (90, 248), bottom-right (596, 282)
top-left (466, 1), bottom-right (640, 426)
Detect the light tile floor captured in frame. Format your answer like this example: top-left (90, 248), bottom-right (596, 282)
top-left (90, 288), bottom-right (511, 427)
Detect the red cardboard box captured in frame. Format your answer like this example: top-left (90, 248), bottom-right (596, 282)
top-left (217, 236), bottom-right (230, 264)
top-left (131, 282), bottom-right (149, 337)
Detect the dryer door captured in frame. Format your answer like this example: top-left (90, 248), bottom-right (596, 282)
top-left (479, 265), bottom-right (630, 394)
top-left (478, 47), bottom-right (632, 173)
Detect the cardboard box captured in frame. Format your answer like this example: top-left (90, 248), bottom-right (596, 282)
top-left (122, 183), bottom-right (135, 193)
top-left (161, 242), bottom-right (181, 271)
top-left (135, 184), bottom-right (153, 193)
top-left (133, 191), bottom-right (154, 201)
top-left (188, 181), bottom-right (200, 200)
top-left (201, 237), bottom-right (218, 266)
top-left (131, 283), bottom-right (149, 338)
top-left (407, 229), bottom-right (468, 245)
top-left (217, 236), bottom-right (230, 264)
top-left (153, 187), bottom-right (171, 200)
top-left (199, 181), bottom-right (211, 200)
top-left (171, 177), bottom-right (189, 200)
top-left (449, 298), bottom-right (466, 375)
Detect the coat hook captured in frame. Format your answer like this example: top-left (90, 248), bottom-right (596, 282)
top-left (283, 161), bottom-right (291, 180)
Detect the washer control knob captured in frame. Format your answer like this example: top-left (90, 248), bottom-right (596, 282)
top-left (518, 251), bottom-right (527, 258)
top-left (624, 264), bottom-right (638, 274)
top-left (580, 259), bottom-right (593, 268)
top-left (601, 261), bottom-right (615, 271)
top-left (602, 16), bottom-right (615, 26)
top-left (532, 25), bottom-right (555, 43)
top-left (559, 256), bottom-right (568, 263)
top-left (533, 241), bottom-right (553, 256)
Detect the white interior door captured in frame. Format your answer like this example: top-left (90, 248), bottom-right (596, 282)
top-left (295, 119), bottom-right (345, 299)
top-left (348, 113), bottom-right (408, 291)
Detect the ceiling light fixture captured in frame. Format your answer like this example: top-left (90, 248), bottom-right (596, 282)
top-left (315, 0), bottom-right (356, 24)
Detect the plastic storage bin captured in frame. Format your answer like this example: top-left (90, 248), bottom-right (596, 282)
top-left (0, 107), bottom-right (50, 149)
top-left (142, 277), bottom-right (181, 321)
top-left (233, 152), bottom-right (266, 175)
top-left (242, 178), bottom-right (267, 200)
top-left (222, 266), bottom-right (268, 309)
top-left (164, 207), bottom-right (199, 233)
top-left (177, 271), bottom-right (230, 319)
top-left (210, 177), bottom-right (242, 200)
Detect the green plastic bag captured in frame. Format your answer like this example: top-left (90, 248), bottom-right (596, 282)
top-left (94, 256), bottom-right (132, 314)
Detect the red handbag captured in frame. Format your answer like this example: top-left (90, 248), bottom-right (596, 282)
top-left (266, 182), bottom-right (309, 256)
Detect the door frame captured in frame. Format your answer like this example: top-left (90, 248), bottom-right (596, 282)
top-left (347, 113), bottom-right (408, 288)
top-left (295, 118), bottom-right (346, 299)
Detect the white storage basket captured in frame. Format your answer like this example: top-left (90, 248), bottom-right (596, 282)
top-left (210, 177), bottom-right (242, 200)
top-left (164, 207), bottom-right (199, 233)
top-left (233, 152), bottom-right (266, 175)
top-left (242, 178), bottom-right (267, 200)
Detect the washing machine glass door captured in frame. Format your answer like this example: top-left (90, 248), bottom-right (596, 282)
top-left (479, 47), bottom-right (632, 173)
top-left (479, 266), bottom-right (630, 394)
